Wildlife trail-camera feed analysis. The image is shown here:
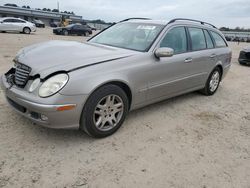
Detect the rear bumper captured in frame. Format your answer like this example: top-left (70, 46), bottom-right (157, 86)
top-left (1, 75), bottom-right (88, 129)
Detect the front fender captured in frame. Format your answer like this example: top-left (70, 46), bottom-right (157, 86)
top-left (60, 69), bottom-right (132, 96)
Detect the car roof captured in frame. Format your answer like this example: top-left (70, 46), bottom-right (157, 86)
top-left (125, 19), bottom-right (219, 31)
top-left (0, 17), bottom-right (24, 20)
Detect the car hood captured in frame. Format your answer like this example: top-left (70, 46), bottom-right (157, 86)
top-left (16, 40), bottom-right (139, 78)
top-left (242, 46), bottom-right (250, 52)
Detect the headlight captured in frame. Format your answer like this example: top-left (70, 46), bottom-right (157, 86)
top-left (29, 78), bottom-right (40, 93)
top-left (39, 73), bottom-right (69, 98)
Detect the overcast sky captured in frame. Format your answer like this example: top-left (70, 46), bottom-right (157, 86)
top-left (1, 0), bottom-right (250, 28)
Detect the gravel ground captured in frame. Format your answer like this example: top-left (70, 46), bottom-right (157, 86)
top-left (0, 28), bottom-right (249, 188)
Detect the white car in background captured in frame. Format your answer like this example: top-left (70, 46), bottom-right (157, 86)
top-left (0, 17), bottom-right (36, 34)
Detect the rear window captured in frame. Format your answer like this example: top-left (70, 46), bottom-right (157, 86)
top-left (188, 27), bottom-right (206, 51)
top-left (204, 30), bottom-right (214, 49)
top-left (210, 31), bottom-right (227, 48)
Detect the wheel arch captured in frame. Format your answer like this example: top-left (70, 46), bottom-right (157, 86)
top-left (88, 80), bottom-right (133, 110)
top-left (215, 64), bottom-right (223, 80)
top-left (23, 26), bottom-right (31, 32)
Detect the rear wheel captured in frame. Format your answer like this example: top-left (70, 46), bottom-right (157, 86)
top-left (63, 30), bottom-right (69, 36)
top-left (23, 27), bottom-right (31, 34)
top-left (200, 67), bottom-right (222, 96)
top-left (80, 85), bottom-right (129, 138)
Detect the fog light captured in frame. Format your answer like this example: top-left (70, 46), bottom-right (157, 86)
top-left (41, 114), bottom-right (48, 121)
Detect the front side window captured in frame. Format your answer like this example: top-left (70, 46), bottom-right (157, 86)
top-left (3, 19), bottom-right (12, 23)
top-left (160, 27), bottom-right (187, 54)
top-left (188, 27), bottom-right (206, 51)
top-left (210, 31), bottom-right (227, 48)
top-left (89, 22), bottom-right (164, 52)
top-left (204, 30), bottom-right (214, 49)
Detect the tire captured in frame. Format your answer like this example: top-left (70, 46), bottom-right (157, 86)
top-left (63, 30), bottom-right (69, 36)
top-left (84, 32), bottom-right (90, 37)
top-left (239, 61), bottom-right (245, 65)
top-left (80, 85), bottom-right (129, 138)
top-left (23, 27), bottom-right (31, 34)
top-left (200, 67), bottom-right (222, 96)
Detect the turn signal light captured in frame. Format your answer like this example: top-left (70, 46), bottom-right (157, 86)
top-left (57, 105), bottom-right (76, 111)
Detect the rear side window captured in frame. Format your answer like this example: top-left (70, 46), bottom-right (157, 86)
top-left (210, 31), bottom-right (227, 48)
top-left (204, 30), bottom-right (214, 49)
top-left (188, 27), bottom-right (206, 51)
top-left (160, 26), bottom-right (187, 54)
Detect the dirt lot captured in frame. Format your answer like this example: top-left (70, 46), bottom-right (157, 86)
top-left (0, 28), bottom-right (249, 188)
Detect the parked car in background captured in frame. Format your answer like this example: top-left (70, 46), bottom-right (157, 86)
top-left (1, 18), bottom-right (231, 138)
top-left (53, 24), bottom-right (92, 36)
top-left (87, 25), bottom-right (97, 31)
top-left (50, 21), bottom-right (58, 28)
top-left (0, 17), bottom-right (36, 34)
top-left (32, 19), bottom-right (45, 28)
top-left (239, 46), bottom-right (250, 65)
top-left (225, 36), bottom-right (232, 41)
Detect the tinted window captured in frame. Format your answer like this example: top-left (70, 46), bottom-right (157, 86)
top-left (160, 27), bottom-right (187, 54)
top-left (204, 30), bottom-right (214, 49)
top-left (210, 31), bottom-right (227, 47)
top-left (3, 19), bottom-right (13, 23)
top-left (188, 27), bottom-right (206, 51)
top-left (73, 25), bottom-right (80, 29)
top-left (12, 19), bottom-right (25, 23)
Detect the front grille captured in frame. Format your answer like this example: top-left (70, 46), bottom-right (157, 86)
top-left (240, 51), bottom-right (250, 60)
top-left (245, 52), bottom-right (250, 59)
top-left (14, 62), bottom-right (31, 87)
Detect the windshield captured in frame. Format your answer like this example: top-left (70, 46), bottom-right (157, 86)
top-left (89, 22), bottom-right (164, 52)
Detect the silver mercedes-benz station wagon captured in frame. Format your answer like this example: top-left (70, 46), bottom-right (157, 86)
top-left (1, 18), bottom-right (232, 137)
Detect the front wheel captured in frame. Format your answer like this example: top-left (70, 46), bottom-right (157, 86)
top-left (200, 67), bottom-right (222, 96)
top-left (23, 27), bottom-right (31, 34)
top-left (80, 85), bottom-right (129, 138)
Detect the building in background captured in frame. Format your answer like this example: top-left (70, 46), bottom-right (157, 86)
top-left (0, 5), bottom-right (83, 26)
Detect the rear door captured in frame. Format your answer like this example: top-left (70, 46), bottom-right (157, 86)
top-left (72, 25), bottom-right (82, 35)
top-left (147, 26), bottom-right (203, 101)
top-left (0, 19), bottom-right (13, 31)
top-left (183, 27), bottom-right (216, 85)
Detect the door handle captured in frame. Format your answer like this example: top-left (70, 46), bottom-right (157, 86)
top-left (210, 54), bottom-right (217, 58)
top-left (184, 58), bottom-right (193, 63)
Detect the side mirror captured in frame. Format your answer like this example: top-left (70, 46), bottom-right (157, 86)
top-left (154, 47), bottom-right (174, 58)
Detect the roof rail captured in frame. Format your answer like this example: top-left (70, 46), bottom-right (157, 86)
top-left (119, 18), bottom-right (151, 23)
top-left (168, 18), bottom-right (217, 28)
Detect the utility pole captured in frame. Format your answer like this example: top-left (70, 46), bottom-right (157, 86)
top-left (57, 1), bottom-right (60, 12)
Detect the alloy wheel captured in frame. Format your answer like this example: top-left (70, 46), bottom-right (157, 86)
top-left (209, 71), bottom-right (220, 92)
top-left (93, 94), bottom-right (124, 131)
